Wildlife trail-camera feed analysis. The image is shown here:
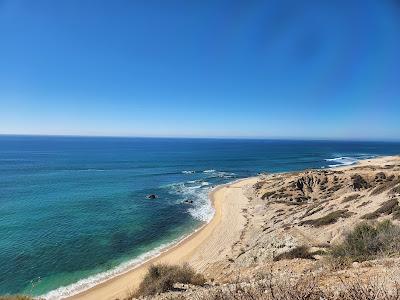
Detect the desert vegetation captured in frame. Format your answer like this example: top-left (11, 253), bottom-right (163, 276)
top-left (300, 210), bottom-right (353, 226)
top-left (331, 220), bottom-right (400, 263)
top-left (341, 193), bottom-right (360, 203)
top-left (273, 246), bottom-right (317, 261)
top-left (132, 264), bottom-right (205, 298)
top-left (361, 199), bottom-right (400, 220)
top-left (135, 271), bottom-right (400, 300)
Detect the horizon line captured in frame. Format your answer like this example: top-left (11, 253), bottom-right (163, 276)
top-left (0, 133), bottom-right (400, 143)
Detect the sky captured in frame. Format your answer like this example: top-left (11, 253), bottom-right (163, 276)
top-left (0, 0), bottom-right (399, 140)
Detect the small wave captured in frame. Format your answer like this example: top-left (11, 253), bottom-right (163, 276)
top-left (201, 169), bottom-right (236, 178)
top-left (182, 170), bottom-right (195, 174)
top-left (41, 240), bottom-right (179, 299)
top-left (205, 171), bottom-right (236, 179)
top-left (77, 169), bottom-right (106, 172)
top-left (325, 157), bottom-right (353, 162)
top-left (216, 171), bottom-right (236, 178)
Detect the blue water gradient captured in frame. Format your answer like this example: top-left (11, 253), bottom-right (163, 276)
top-left (1, 136), bottom-right (400, 296)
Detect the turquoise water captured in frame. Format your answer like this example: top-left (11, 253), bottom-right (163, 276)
top-left (1, 136), bottom-right (400, 297)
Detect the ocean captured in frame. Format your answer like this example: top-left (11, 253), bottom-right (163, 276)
top-left (1, 136), bottom-right (400, 298)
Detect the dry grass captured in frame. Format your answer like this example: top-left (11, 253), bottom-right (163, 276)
top-left (361, 199), bottom-right (400, 220)
top-left (371, 179), bottom-right (400, 196)
top-left (300, 210), bottom-right (353, 227)
top-left (156, 272), bottom-right (400, 300)
top-left (390, 185), bottom-right (400, 195)
top-left (132, 264), bottom-right (205, 297)
top-left (273, 246), bottom-right (316, 261)
top-left (358, 200), bottom-right (372, 208)
top-left (301, 204), bottom-right (324, 219)
top-left (342, 194), bottom-right (360, 203)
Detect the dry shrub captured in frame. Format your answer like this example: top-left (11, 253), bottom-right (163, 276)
top-left (358, 200), bottom-right (372, 208)
top-left (361, 199), bottom-right (400, 220)
top-left (181, 274), bottom-right (323, 300)
top-left (342, 194), bottom-right (360, 203)
top-left (300, 210), bottom-right (353, 227)
top-left (273, 246), bottom-right (316, 261)
top-left (262, 191), bottom-right (276, 199)
top-left (370, 177), bottom-right (400, 196)
top-left (301, 204), bottom-right (324, 219)
top-left (336, 277), bottom-right (400, 300)
top-left (393, 209), bottom-right (400, 220)
top-left (352, 175), bottom-right (370, 190)
top-left (159, 272), bottom-right (400, 300)
top-left (330, 220), bottom-right (400, 263)
top-left (390, 185), bottom-right (400, 195)
top-left (134, 263), bottom-right (205, 297)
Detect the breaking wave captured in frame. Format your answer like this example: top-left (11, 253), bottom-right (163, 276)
top-left (325, 154), bottom-right (376, 168)
top-left (168, 181), bottom-right (214, 222)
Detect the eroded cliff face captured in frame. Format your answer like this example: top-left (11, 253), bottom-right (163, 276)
top-left (228, 156), bottom-right (400, 270)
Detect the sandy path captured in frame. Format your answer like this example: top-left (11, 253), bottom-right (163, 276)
top-left (67, 177), bottom-right (257, 300)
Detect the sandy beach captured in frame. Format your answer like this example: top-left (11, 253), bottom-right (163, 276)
top-left (68, 177), bottom-right (258, 300)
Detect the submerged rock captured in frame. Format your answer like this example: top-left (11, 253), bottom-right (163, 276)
top-left (146, 194), bottom-right (158, 199)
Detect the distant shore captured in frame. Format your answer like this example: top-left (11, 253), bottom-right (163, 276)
top-left (66, 177), bottom-right (258, 300)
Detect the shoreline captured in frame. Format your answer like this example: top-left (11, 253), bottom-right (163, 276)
top-left (62, 177), bottom-right (257, 300)
top-left (48, 155), bottom-right (399, 300)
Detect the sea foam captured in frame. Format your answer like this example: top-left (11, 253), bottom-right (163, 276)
top-left (325, 154), bottom-right (376, 168)
top-left (182, 170), bottom-right (196, 174)
top-left (168, 181), bottom-right (214, 222)
top-left (41, 239), bottom-right (179, 299)
top-left (325, 156), bottom-right (358, 167)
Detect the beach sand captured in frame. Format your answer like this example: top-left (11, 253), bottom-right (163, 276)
top-left (68, 177), bottom-right (258, 300)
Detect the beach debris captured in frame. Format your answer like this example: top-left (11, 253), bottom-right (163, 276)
top-left (146, 194), bottom-right (158, 199)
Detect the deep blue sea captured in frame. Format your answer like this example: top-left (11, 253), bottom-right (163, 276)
top-left (1, 136), bottom-right (400, 298)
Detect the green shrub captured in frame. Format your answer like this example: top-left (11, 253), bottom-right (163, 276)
top-left (331, 220), bottom-right (400, 263)
top-left (135, 263), bottom-right (205, 297)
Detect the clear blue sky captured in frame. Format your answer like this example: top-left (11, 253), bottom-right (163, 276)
top-left (1, 0), bottom-right (399, 140)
